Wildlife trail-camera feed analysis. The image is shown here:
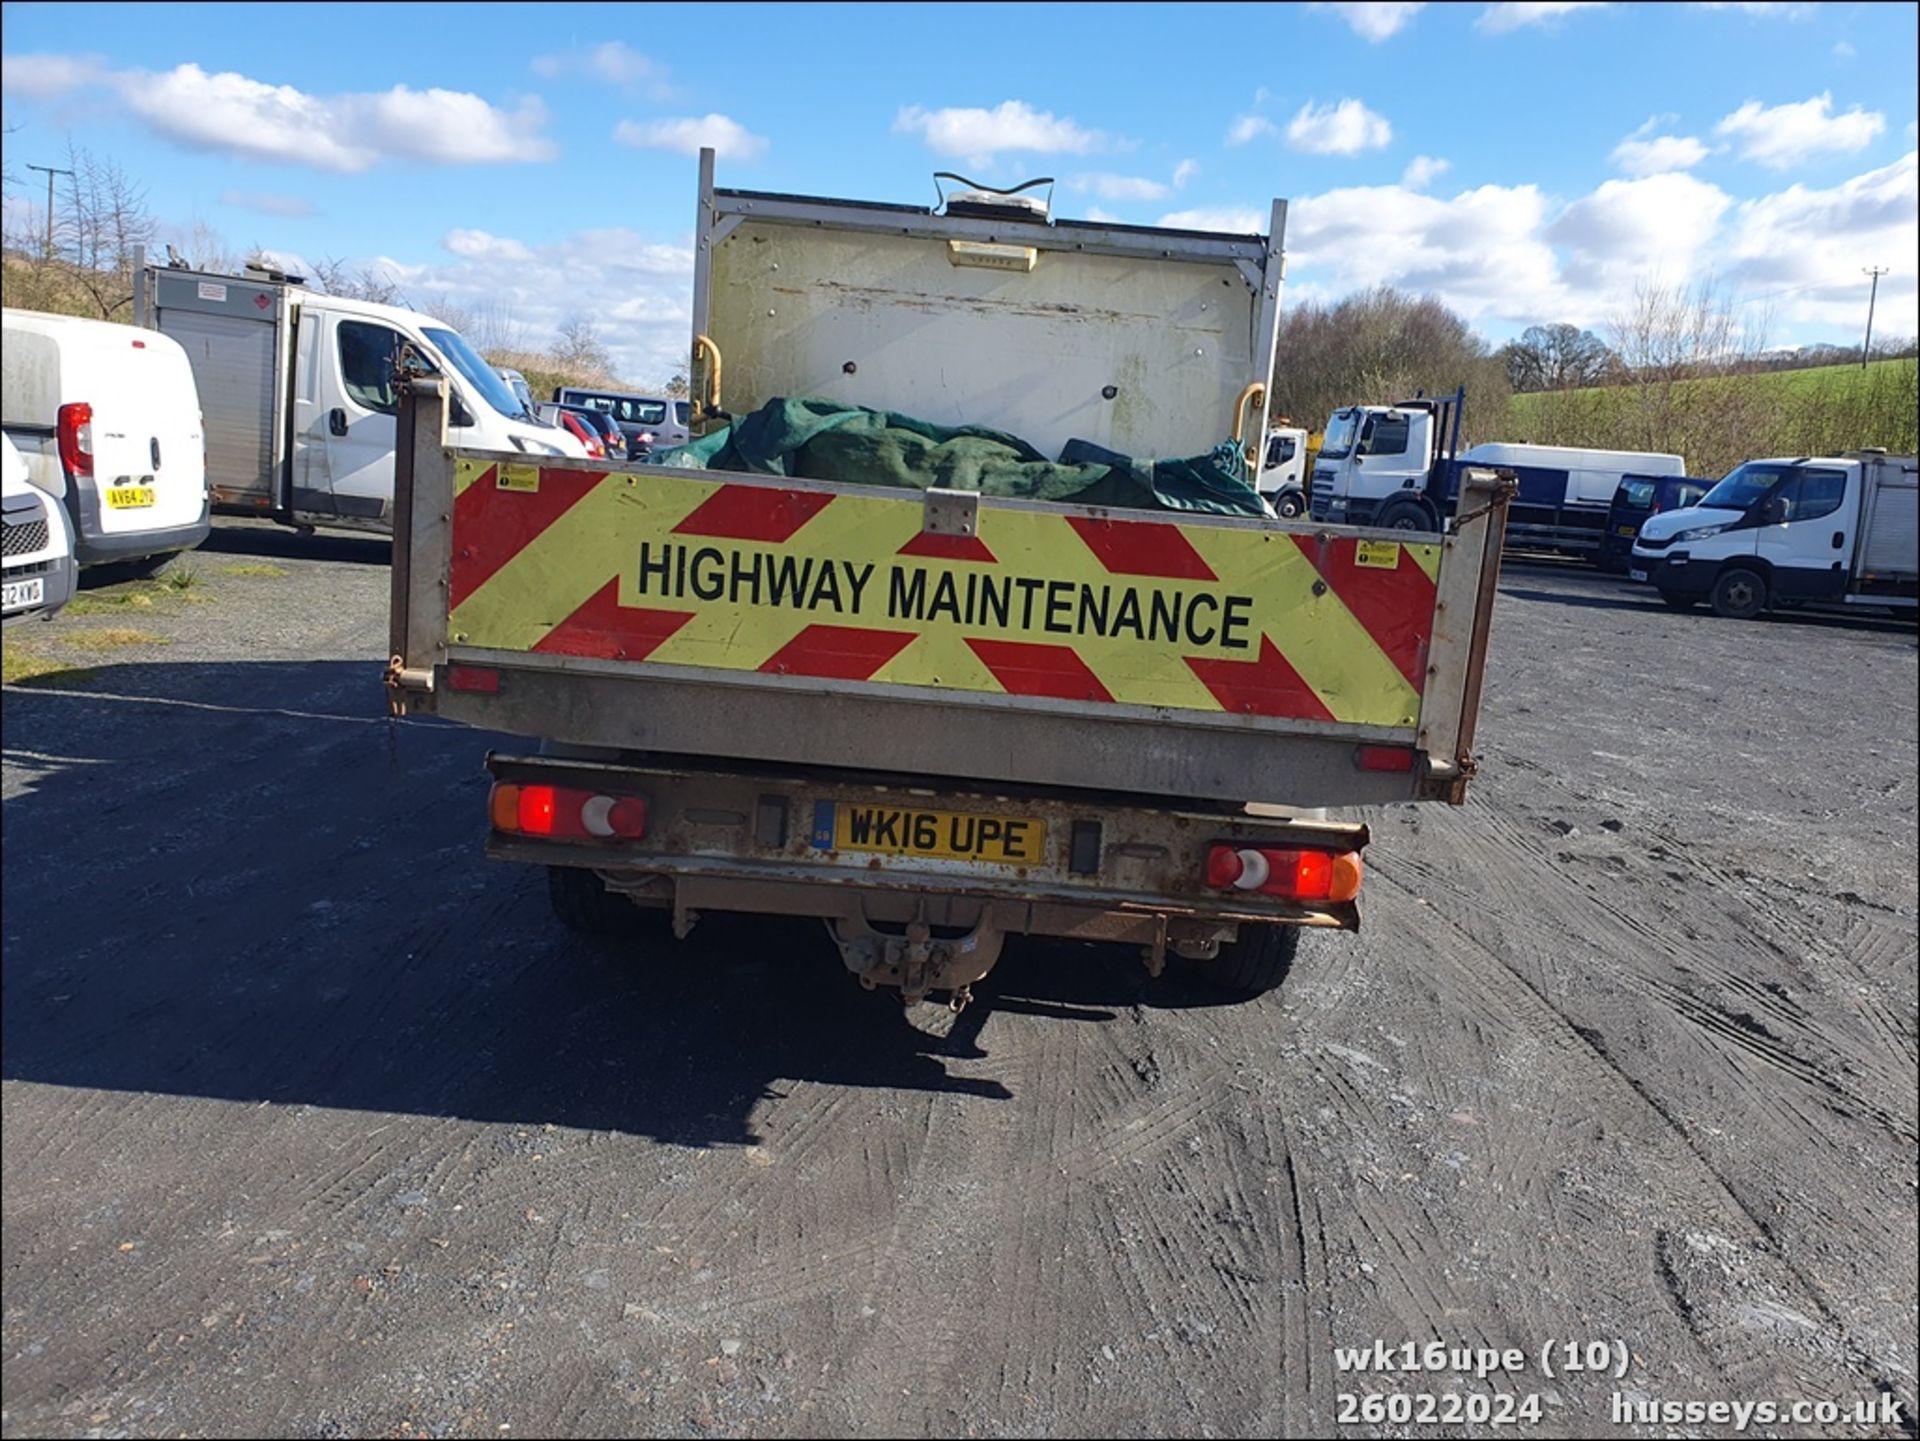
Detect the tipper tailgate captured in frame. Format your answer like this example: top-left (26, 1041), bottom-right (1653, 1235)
top-left (389, 382), bottom-right (1510, 810)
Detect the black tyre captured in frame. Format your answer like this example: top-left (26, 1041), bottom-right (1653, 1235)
top-left (547, 865), bottom-right (645, 938)
top-left (1710, 567), bottom-right (1767, 620)
top-left (1657, 587), bottom-right (1698, 610)
top-left (1372, 499), bottom-right (1438, 534)
top-left (1185, 925), bottom-right (1302, 999)
top-left (1274, 489), bottom-right (1306, 519)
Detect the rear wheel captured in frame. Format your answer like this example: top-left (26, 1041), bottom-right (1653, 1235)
top-left (1372, 499), bottom-right (1437, 533)
top-left (1184, 925), bottom-right (1302, 999)
top-left (547, 865), bottom-right (648, 939)
top-left (1710, 566), bottom-right (1767, 620)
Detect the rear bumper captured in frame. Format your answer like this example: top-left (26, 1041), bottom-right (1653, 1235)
top-left (68, 486), bottom-right (211, 567)
top-left (486, 750), bottom-right (1368, 941)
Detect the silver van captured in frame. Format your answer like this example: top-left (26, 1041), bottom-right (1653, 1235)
top-left (552, 388), bottom-right (691, 452)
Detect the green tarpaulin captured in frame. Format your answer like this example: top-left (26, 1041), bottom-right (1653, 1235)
top-left (653, 396), bottom-right (1268, 519)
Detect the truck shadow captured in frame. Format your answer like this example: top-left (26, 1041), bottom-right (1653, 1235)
top-left (201, 521), bottom-right (392, 567)
top-left (0, 658), bottom-right (1238, 1150)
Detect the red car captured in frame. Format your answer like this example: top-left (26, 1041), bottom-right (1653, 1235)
top-left (549, 408), bottom-right (603, 458)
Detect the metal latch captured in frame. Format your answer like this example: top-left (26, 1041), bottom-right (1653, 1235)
top-left (384, 653), bottom-right (435, 717)
top-left (922, 487), bottom-right (979, 538)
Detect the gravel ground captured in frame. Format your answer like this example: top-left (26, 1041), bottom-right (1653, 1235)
top-left (3, 526), bottom-right (1915, 1439)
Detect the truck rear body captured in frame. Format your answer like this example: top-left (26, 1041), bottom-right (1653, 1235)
top-left (387, 154), bottom-right (1511, 1001)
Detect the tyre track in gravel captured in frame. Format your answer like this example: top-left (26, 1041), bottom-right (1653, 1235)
top-left (1363, 825), bottom-right (1917, 1428)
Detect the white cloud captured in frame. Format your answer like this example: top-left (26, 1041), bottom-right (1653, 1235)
top-left (1548, 173), bottom-right (1733, 293)
top-left (1313, 2), bottom-right (1428, 41)
top-left (1287, 99), bottom-right (1392, 155)
top-left (1721, 150), bottom-right (1917, 339)
top-left (1831, 39), bottom-right (1855, 61)
top-left (442, 229), bottom-right (534, 263)
top-left (1282, 180), bottom-right (1566, 323)
top-left (613, 113), bottom-right (767, 160)
top-left (103, 63), bottom-right (554, 172)
top-left (893, 100), bottom-right (1105, 164)
top-left (530, 41), bottom-right (672, 98)
top-left (1692, 2), bottom-right (1815, 16)
top-left (1070, 172), bottom-right (1170, 201)
top-left (1401, 155), bottom-right (1450, 190)
top-left (368, 227), bottom-right (697, 385)
top-left (0, 51), bottom-right (106, 99)
top-left (1157, 206), bottom-right (1267, 233)
top-left (1083, 206), bottom-right (1124, 224)
top-left (1610, 119), bottom-right (1712, 177)
top-left (1715, 92), bottom-right (1885, 168)
top-left (1227, 114), bottom-right (1278, 146)
top-left (1172, 159), bottom-right (1199, 189)
top-left (221, 190), bottom-right (317, 219)
top-left (1477, 2), bottom-right (1608, 33)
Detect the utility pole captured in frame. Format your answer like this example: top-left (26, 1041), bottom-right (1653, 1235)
top-left (1861, 266), bottom-right (1889, 368)
top-left (25, 163), bottom-right (74, 262)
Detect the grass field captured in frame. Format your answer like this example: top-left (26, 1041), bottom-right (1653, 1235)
top-left (1504, 358), bottom-right (1917, 476)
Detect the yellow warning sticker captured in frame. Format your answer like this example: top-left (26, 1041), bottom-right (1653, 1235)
top-left (497, 463), bottom-right (540, 493)
top-left (1355, 540), bottom-right (1402, 570)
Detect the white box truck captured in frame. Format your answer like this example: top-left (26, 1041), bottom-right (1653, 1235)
top-left (1631, 451), bottom-right (1918, 618)
top-left (133, 255), bottom-right (584, 534)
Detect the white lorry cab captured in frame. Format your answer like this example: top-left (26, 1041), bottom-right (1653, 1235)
top-left (1309, 389), bottom-right (1685, 558)
top-left (1, 308), bottom-right (211, 573)
top-left (1255, 424), bottom-right (1310, 517)
top-left (1632, 451), bottom-right (1918, 619)
top-left (134, 256), bottom-right (585, 533)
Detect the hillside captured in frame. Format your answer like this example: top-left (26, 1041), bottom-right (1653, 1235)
top-left (1504, 358), bottom-right (1917, 476)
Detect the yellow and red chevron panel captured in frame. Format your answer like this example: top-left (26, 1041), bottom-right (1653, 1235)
top-left (445, 459), bottom-right (1442, 732)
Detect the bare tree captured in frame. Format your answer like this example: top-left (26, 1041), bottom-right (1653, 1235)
top-left (310, 255), bottom-right (406, 306)
top-left (1602, 278), bottom-right (1773, 467)
top-left (553, 316), bottom-right (613, 380)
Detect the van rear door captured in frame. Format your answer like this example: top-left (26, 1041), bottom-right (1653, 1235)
top-left (145, 267), bottom-right (283, 513)
top-left (82, 330), bottom-right (207, 546)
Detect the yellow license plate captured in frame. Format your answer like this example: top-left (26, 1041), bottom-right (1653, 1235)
top-left (106, 486), bottom-right (156, 509)
top-left (816, 802), bottom-right (1046, 864)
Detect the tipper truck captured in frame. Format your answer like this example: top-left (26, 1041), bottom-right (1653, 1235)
top-left (384, 151), bottom-right (1514, 1006)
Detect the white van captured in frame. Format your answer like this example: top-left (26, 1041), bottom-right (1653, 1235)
top-left (135, 258), bottom-right (586, 533)
top-left (1, 309), bottom-right (212, 571)
top-left (3, 431), bottom-right (76, 624)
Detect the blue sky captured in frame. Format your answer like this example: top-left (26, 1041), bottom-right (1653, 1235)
top-left (3, 0), bottom-right (1915, 385)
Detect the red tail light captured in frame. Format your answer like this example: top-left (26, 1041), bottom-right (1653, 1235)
top-left (1355, 745), bottom-right (1415, 773)
top-left (446, 665), bottom-right (501, 694)
top-left (1205, 844), bottom-right (1362, 903)
top-left (57, 402), bottom-right (94, 479)
top-left (490, 782), bottom-right (647, 842)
